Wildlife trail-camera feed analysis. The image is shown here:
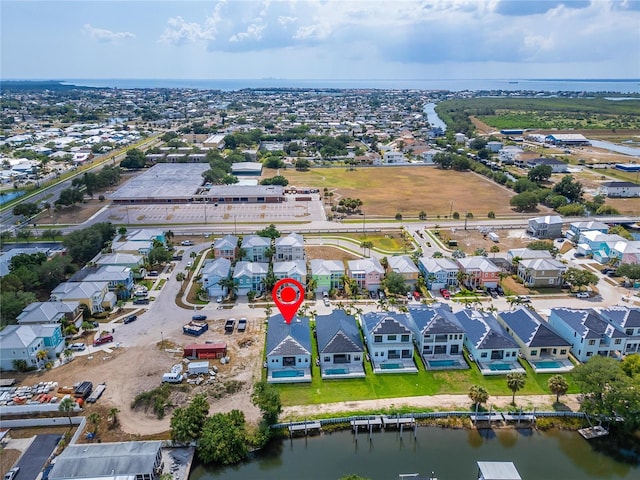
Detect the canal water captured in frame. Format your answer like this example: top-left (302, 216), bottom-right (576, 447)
top-left (193, 427), bottom-right (639, 480)
top-left (0, 190), bottom-right (25, 205)
top-left (423, 103), bottom-right (447, 133)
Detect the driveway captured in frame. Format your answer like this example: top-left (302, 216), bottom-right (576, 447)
top-left (14, 434), bottom-right (61, 480)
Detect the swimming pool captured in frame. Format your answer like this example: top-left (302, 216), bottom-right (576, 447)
top-left (380, 363), bottom-right (404, 370)
top-left (272, 370), bottom-right (304, 378)
top-left (324, 368), bottom-right (349, 375)
top-left (488, 363), bottom-right (515, 371)
top-left (427, 359), bottom-right (458, 368)
top-left (532, 360), bottom-right (563, 369)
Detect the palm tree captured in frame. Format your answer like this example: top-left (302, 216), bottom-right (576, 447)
top-left (548, 375), bottom-right (569, 403)
top-left (376, 298), bottom-right (388, 311)
top-left (306, 277), bottom-right (318, 296)
top-left (218, 277), bottom-right (239, 300)
top-left (87, 412), bottom-right (101, 436)
top-left (468, 384), bottom-right (489, 409)
top-left (63, 349), bottom-right (73, 363)
top-left (511, 256), bottom-right (522, 273)
top-left (264, 303), bottom-right (273, 319)
top-left (360, 241), bottom-right (374, 257)
top-left (58, 396), bottom-right (76, 427)
top-left (506, 372), bottom-right (526, 405)
top-left (108, 407), bottom-right (120, 428)
top-left (490, 245), bottom-right (500, 258)
top-left (36, 349), bottom-right (48, 368)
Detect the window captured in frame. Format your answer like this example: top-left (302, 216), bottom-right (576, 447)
top-left (354, 355), bottom-right (361, 361)
top-left (531, 350), bottom-right (537, 357)
top-left (375, 352), bottom-right (379, 357)
top-left (615, 339), bottom-right (621, 344)
top-left (387, 335), bottom-right (397, 341)
top-left (401, 334), bottom-right (410, 342)
top-left (588, 340), bottom-right (596, 346)
top-left (481, 352), bottom-right (488, 358)
top-left (626, 329), bottom-right (633, 336)
top-left (560, 349), bottom-right (567, 355)
top-left (324, 356), bottom-right (330, 362)
top-left (586, 352), bottom-right (592, 357)
top-left (374, 335), bottom-right (382, 343)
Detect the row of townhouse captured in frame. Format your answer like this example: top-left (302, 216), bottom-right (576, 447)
top-left (265, 303), bottom-right (632, 383)
top-left (212, 233), bottom-right (305, 263)
top-left (0, 229), bottom-right (164, 371)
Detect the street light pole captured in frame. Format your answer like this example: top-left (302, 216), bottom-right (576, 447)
top-left (160, 331), bottom-right (163, 346)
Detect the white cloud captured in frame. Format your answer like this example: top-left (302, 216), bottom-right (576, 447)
top-left (229, 23), bottom-right (266, 43)
top-left (82, 24), bottom-right (135, 43)
top-left (159, 16), bottom-right (217, 45)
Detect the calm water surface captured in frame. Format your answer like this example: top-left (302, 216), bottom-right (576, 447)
top-left (192, 427), bottom-right (640, 480)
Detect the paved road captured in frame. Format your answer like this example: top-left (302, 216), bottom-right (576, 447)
top-left (14, 434), bottom-right (61, 480)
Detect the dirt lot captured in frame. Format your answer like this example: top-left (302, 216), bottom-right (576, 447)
top-left (440, 227), bottom-right (535, 255)
top-left (10, 321), bottom-right (264, 440)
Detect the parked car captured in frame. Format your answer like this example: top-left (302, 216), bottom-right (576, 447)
top-left (515, 295), bottom-right (531, 303)
top-left (69, 343), bottom-right (86, 351)
top-left (488, 289), bottom-right (498, 299)
top-left (148, 270), bottom-right (159, 277)
top-left (407, 292), bottom-right (413, 300)
top-left (237, 318), bottom-right (247, 332)
top-left (123, 314), bottom-right (137, 324)
top-left (181, 240), bottom-right (194, 246)
top-left (496, 285), bottom-right (505, 296)
top-left (216, 296), bottom-right (223, 303)
top-left (439, 288), bottom-right (451, 299)
top-left (192, 314), bottom-right (207, 321)
top-left (4, 467), bottom-right (19, 480)
top-left (93, 334), bottom-right (113, 347)
top-left (323, 297), bottom-right (331, 307)
top-left (576, 291), bottom-right (590, 298)
top-left (186, 261), bottom-right (193, 268)
top-left (133, 298), bottom-right (150, 305)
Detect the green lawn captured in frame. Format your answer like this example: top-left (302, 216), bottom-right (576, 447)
top-left (276, 351), bottom-right (580, 407)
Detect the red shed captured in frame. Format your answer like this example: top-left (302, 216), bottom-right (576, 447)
top-left (183, 343), bottom-right (227, 359)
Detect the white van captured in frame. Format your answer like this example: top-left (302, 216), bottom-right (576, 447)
top-left (162, 372), bottom-right (184, 383)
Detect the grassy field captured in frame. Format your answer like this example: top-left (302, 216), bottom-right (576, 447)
top-left (267, 166), bottom-right (519, 218)
top-left (276, 348), bottom-right (580, 407)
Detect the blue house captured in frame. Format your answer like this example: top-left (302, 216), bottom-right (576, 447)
top-left (407, 304), bottom-right (467, 370)
top-left (454, 309), bottom-right (523, 375)
top-left (241, 235), bottom-right (271, 262)
top-left (265, 314), bottom-right (312, 383)
top-left (360, 311), bottom-right (417, 374)
top-left (0, 324), bottom-right (64, 371)
top-left (548, 308), bottom-right (627, 363)
top-left (316, 310), bottom-right (365, 379)
top-left (497, 307), bottom-right (573, 373)
top-left (233, 261), bottom-right (269, 295)
top-left (418, 257), bottom-right (459, 290)
top-left (201, 257), bottom-right (231, 298)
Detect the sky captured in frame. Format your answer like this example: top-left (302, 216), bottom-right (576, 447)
top-left (2, 0), bottom-right (640, 80)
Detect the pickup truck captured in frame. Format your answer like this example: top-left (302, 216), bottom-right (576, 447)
top-left (225, 318), bottom-right (236, 333)
top-left (237, 318), bottom-right (247, 332)
top-left (439, 288), bottom-right (451, 299)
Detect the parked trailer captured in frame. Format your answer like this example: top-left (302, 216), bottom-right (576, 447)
top-left (183, 320), bottom-right (209, 336)
top-left (183, 343), bottom-right (228, 359)
top-left (86, 383), bottom-right (106, 403)
top-left (488, 232), bottom-right (500, 243)
top-left (187, 361), bottom-right (210, 376)
top-left (74, 381), bottom-right (93, 400)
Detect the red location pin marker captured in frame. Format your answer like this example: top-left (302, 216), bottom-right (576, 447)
top-left (272, 278), bottom-right (305, 324)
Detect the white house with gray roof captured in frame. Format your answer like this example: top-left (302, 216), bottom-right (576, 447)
top-left (360, 311), bottom-right (417, 373)
top-left (265, 314), bottom-right (312, 383)
top-left (316, 310), bottom-right (365, 379)
top-left (48, 441), bottom-right (163, 480)
top-left (527, 215), bottom-right (564, 239)
top-left (599, 306), bottom-right (640, 355)
top-left (275, 232), bottom-right (305, 261)
top-left (497, 307), bottom-right (573, 373)
top-left (273, 260), bottom-right (307, 285)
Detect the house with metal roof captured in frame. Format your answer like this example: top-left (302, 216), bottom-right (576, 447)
top-left (360, 311), bottom-right (417, 373)
top-left (575, 231), bottom-right (628, 263)
top-left (315, 310), bottom-right (365, 379)
top-left (212, 234), bottom-right (238, 260)
top-left (232, 261), bottom-right (268, 295)
top-left (454, 309), bottom-right (523, 375)
top-left (599, 181), bottom-right (640, 197)
top-left (598, 306), bottom-right (640, 355)
top-left (548, 308), bottom-right (627, 362)
top-left (310, 259), bottom-right (345, 293)
top-left (388, 255), bottom-right (419, 289)
top-left (565, 221), bottom-right (609, 242)
top-left (275, 232), bottom-right (305, 261)
top-left (517, 257), bottom-right (567, 287)
top-left (497, 307), bottom-right (573, 373)
top-left (48, 441), bottom-right (163, 480)
top-left (17, 301), bottom-right (83, 329)
top-left (273, 260), bottom-right (307, 285)
top-left (347, 258), bottom-right (385, 292)
top-left (455, 256), bottom-right (501, 289)
top-left (527, 215), bottom-right (564, 239)
top-left (94, 252), bottom-right (145, 271)
top-left (407, 304), bottom-right (467, 370)
top-left (265, 314), bottom-right (312, 383)
top-left (201, 257), bottom-right (231, 298)
top-left (417, 257), bottom-right (459, 290)
top-left (525, 157), bottom-right (568, 173)
top-left (0, 324), bottom-right (64, 371)
top-left (544, 133), bottom-right (590, 146)
top-left (70, 265), bottom-right (134, 299)
top-left (50, 281), bottom-right (115, 314)
top-left (477, 461), bottom-right (522, 480)
top-left (241, 235), bottom-right (271, 262)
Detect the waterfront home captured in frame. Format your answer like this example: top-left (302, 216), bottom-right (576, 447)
top-left (527, 215), bottom-right (564, 239)
top-left (347, 258), bottom-right (385, 292)
top-left (455, 256), bottom-right (500, 289)
top-left (232, 261), bottom-right (269, 295)
top-left (273, 260), bottom-right (307, 285)
top-left (212, 234), bottom-right (238, 261)
top-left (417, 257), bottom-right (459, 290)
top-left (565, 221), bottom-right (608, 242)
top-left (0, 324), bottom-right (64, 371)
top-left (275, 232), bottom-right (305, 261)
top-left (265, 314), bottom-right (312, 383)
top-left (50, 281), bottom-right (115, 314)
top-left (407, 304), bottom-right (467, 370)
top-left (201, 257), bottom-right (231, 298)
top-left (310, 259), bottom-right (345, 294)
top-left (316, 310), bottom-right (365, 379)
top-left (517, 257), bottom-right (567, 287)
top-left (241, 235), bottom-right (272, 262)
top-left (388, 255), bottom-right (419, 290)
top-left (360, 311), bottom-right (417, 373)
top-left (17, 301), bottom-right (83, 329)
top-left (454, 309), bottom-right (523, 375)
top-left (598, 306), bottom-right (640, 355)
top-left (548, 308), bottom-right (627, 362)
top-left (497, 307), bottom-right (573, 373)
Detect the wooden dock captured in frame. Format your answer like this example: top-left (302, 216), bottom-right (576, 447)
top-left (351, 417), bottom-right (383, 429)
top-left (579, 425), bottom-right (609, 440)
top-left (502, 413), bottom-right (535, 423)
top-left (287, 422), bottom-right (321, 436)
top-left (471, 413), bottom-right (503, 422)
top-left (382, 416), bottom-right (416, 428)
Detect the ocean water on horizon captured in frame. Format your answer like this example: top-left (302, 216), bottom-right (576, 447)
top-left (62, 78), bottom-right (640, 93)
